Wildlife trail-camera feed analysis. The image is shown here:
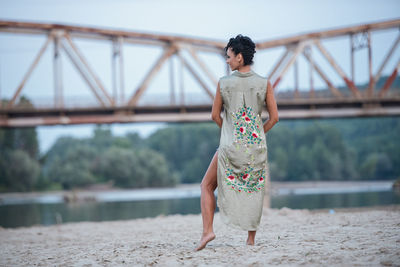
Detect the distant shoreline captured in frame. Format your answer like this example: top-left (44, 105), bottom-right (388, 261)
top-left (0, 180), bottom-right (396, 205)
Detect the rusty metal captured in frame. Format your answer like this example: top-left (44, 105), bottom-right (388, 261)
top-left (53, 34), bottom-right (63, 108)
top-left (64, 34), bottom-right (114, 106)
top-left (7, 34), bottom-right (53, 108)
top-left (112, 38), bottom-right (119, 103)
top-left (314, 40), bottom-right (361, 98)
top-left (256, 19), bottom-right (400, 49)
top-left (128, 45), bottom-right (177, 106)
top-left (267, 48), bottom-right (291, 80)
top-left (59, 40), bottom-right (107, 107)
top-left (187, 47), bottom-right (218, 87)
top-left (2, 97), bottom-right (400, 127)
top-left (367, 30), bottom-right (374, 97)
top-left (180, 57), bottom-right (185, 105)
top-left (375, 34), bottom-right (400, 84)
top-left (118, 37), bottom-right (125, 104)
top-left (0, 21), bottom-right (226, 51)
top-left (304, 46), bottom-right (315, 98)
top-left (301, 50), bottom-right (343, 98)
top-left (294, 60), bottom-right (299, 98)
top-left (0, 19), bottom-right (399, 127)
top-left (169, 55), bottom-right (176, 105)
top-left (350, 34), bottom-right (355, 81)
top-left (379, 60), bottom-right (400, 97)
top-left (272, 41), bottom-right (307, 89)
top-left (111, 36), bottom-right (125, 105)
top-left (177, 51), bottom-right (214, 100)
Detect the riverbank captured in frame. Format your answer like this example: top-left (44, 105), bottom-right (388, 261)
top-left (0, 180), bottom-right (395, 205)
top-left (0, 205), bottom-right (399, 266)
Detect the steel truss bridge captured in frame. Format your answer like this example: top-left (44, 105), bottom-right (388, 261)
top-left (0, 19), bottom-right (399, 127)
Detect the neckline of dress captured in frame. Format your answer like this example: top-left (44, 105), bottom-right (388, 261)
top-left (232, 70), bottom-right (254, 77)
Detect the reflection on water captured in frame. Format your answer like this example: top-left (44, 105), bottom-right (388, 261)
top-left (0, 191), bottom-right (399, 228)
top-left (273, 191), bottom-right (400, 210)
top-left (0, 198), bottom-right (204, 228)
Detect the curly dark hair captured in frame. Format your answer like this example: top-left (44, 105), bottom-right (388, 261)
top-left (224, 34), bottom-right (256, 66)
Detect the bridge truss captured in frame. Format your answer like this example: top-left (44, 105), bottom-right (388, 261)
top-left (0, 19), bottom-right (399, 127)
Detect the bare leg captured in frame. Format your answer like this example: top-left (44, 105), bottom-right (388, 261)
top-left (195, 151), bottom-right (218, 251)
top-left (247, 231), bottom-right (256, 245)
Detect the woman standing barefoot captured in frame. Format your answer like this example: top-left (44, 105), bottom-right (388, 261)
top-left (196, 34), bottom-right (279, 251)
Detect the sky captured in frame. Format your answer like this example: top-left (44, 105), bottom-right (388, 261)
top-left (0, 0), bottom-right (399, 153)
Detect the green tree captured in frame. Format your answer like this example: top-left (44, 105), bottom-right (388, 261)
top-left (0, 114), bottom-right (40, 192)
top-left (147, 123), bottom-right (219, 183)
top-left (46, 145), bottom-right (97, 189)
top-left (1, 150), bottom-right (40, 192)
top-left (93, 147), bottom-right (177, 188)
top-left (137, 148), bottom-right (179, 187)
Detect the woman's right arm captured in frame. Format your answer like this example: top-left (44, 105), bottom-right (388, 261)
top-left (211, 82), bottom-right (223, 128)
top-left (263, 79), bottom-right (279, 133)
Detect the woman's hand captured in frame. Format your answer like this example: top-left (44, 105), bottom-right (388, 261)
top-left (263, 80), bottom-right (279, 133)
top-left (211, 82), bottom-right (223, 128)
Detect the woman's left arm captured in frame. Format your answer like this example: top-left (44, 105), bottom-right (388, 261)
top-left (211, 82), bottom-right (223, 128)
top-left (263, 79), bottom-right (279, 133)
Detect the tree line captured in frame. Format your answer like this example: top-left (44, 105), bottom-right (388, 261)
top-left (0, 116), bottom-right (399, 192)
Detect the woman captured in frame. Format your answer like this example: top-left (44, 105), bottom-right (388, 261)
top-left (196, 34), bottom-right (279, 251)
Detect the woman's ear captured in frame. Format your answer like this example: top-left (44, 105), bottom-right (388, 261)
top-left (237, 53), bottom-right (242, 63)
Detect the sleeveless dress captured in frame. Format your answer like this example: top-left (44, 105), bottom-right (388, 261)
top-left (217, 69), bottom-right (270, 231)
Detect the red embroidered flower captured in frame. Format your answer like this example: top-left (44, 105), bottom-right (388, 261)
top-left (242, 112), bottom-right (246, 117)
top-left (239, 127), bottom-right (245, 133)
top-left (228, 175), bottom-right (235, 181)
top-left (242, 173), bottom-right (249, 180)
top-left (252, 132), bottom-right (258, 138)
top-left (259, 177), bottom-right (264, 182)
top-left (245, 117), bottom-right (251, 122)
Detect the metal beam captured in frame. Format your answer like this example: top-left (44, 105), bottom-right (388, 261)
top-left (64, 34), bottom-right (114, 106)
top-left (2, 96), bottom-right (400, 127)
top-left (127, 45), bottom-right (177, 106)
top-left (1, 19), bottom-right (400, 127)
top-left (60, 40), bottom-right (107, 107)
top-left (302, 50), bottom-right (343, 98)
top-left (272, 41), bottom-right (306, 89)
top-left (2, 105), bottom-right (400, 127)
top-left (186, 47), bottom-right (218, 86)
top-left (374, 34), bottom-right (400, 84)
top-left (177, 52), bottom-right (214, 100)
top-left (379, 60), bottom-right (400, 97)
top-left (7, 35), bottom-right (53, 108)
top-left (256, 19), bottom-right (400, 49)
top-left (0, 20), bottom-right (226, 50)
top-left (314, 40), bottom-right (361, 98)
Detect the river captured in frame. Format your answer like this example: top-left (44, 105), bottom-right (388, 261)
top-left (0, 180), bottom-right (398, 228)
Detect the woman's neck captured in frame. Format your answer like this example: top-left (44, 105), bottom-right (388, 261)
top-left (237, 65), bottom-right (251, 73)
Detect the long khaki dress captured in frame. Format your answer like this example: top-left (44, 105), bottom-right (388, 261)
top-left (217, 69), bottom-right (270, 231)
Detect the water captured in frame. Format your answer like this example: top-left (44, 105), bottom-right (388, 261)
top-left (1, 190), bottom-right (399, 228)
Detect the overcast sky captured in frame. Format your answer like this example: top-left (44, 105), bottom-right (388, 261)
top-left (1, 0), bottom-right (399, 153)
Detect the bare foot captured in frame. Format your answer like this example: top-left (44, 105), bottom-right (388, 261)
top-left (195, 232), bottom-right (216, 251)
top-left (246, 239), bottom-right (255, 246)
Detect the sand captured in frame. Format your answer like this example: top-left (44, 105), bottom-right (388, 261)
top-left (0, 205), bottom-right (399, 267)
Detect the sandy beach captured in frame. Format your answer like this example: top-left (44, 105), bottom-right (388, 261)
top-left (0, 205), bottom-right (399, 266)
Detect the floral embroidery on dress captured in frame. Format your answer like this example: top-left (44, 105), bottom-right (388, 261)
top-left (232, 106), bottom-right (263, 145)
top-left (224, 104), bottom-right (266, 194)
top-left (225, 165), bottom-right (265, 193)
